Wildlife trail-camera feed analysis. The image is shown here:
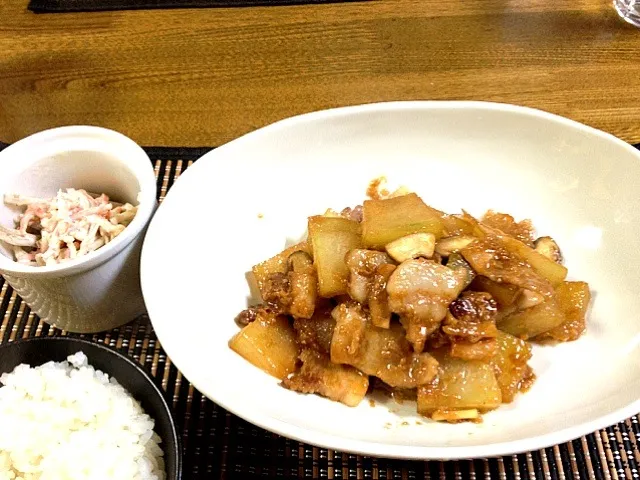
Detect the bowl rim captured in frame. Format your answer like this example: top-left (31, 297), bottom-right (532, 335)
top-left (206, 99), bottom-right (640, 162)
top-left (0, 336), bottom-right (182, 477)
top-left (142, 100), bottom-right (640, 460)
top-left (0, 125), bottom-right (157, 277)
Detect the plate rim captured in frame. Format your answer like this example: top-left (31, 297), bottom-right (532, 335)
top-left (141, 100), bottom-right (640, 460)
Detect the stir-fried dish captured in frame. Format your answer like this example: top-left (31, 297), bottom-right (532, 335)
top-left (0, 188), bottom-right (138, 266)
top-left (229, 182), bottom-right (591, 423)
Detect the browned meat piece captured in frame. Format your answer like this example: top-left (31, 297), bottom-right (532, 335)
top-left (345, 249), bottom-right (395, 329)
top-left (467, 276), bottom-right (521, 312)
top-left (260, 251), bottom-right (317, 319)
top-left (235, 307), bottom-right (278, 327)
top-left (345, 249), bottom-right (394, 303)
top-left (386, 258), bottom-right (465, 353)
top-left (482, 211), bottom-right (535, 247)
top-left (331, 302), bottom-right (366, 361)
top-left (293, 307), bottom-right (336, 355)
top-left (369, 263), bottom-right (395, 328)
top-left (235, 306), bottom-right (264, 327)
top-left (442, 317), bottom-right (499, 342)
top-left (252, 242), bottom-right (311, 296)
top-left (283, 350), bottom-right (369, 407)
top-left (442, 292), bottom-right (500, 361)
top-left (340, 205), bottom-right (364, 223)
top-left (461, 236), bottom-right (554, 298)
top-left (449, 291), bottom-right (497, 324)
top-left (288, 251), bottom-right (317, 319)
top-left (262, 272), bottom-right (291, 311)
top-left (331, 302), bottom-right (439, 389)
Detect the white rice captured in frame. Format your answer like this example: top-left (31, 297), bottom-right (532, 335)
top-left (0, 351), bottom-right (166, 480)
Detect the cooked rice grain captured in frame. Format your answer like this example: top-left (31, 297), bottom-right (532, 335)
top-left (0, 352), bottom-right (165, 480)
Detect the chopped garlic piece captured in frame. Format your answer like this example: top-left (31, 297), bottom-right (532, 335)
top-left (517, 289), bottom-right (545, 309)
top-left (385, 233), bottom-right (435, 263)
top-left (434, 235), bottom-right (476, 257)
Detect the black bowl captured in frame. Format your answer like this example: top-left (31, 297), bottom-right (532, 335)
top-left (0, 337), bottom-right (182, 480)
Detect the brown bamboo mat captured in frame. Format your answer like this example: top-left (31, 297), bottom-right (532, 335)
top-left (1, 141), bottom-right (640, 479)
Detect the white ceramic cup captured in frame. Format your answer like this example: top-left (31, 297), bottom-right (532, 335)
top-left (0, 126), bottom-right (157, 333)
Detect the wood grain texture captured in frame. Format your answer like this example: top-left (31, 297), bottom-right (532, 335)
top-left (0, 0), bottom-right (639, 146)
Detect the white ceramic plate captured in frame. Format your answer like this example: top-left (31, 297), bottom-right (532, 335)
top-left (141, 101), bottom-right (640, 459)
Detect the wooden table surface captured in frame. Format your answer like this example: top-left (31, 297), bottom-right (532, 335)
top-left (0, 0), bottom-right (639, 147)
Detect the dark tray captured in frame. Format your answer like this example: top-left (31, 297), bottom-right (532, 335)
top-left (0, 142), bottom-right (638, 479)
top-left (28, 0), bottom-right (368, 13)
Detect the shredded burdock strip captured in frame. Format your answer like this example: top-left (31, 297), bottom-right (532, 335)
top-left (0, 188), bottom-right (138, 266)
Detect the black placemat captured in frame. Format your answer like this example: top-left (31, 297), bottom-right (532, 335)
top-left (1, 141), bottom-right (640, 479)
top-left (28, 0), bottom-right (368, 13)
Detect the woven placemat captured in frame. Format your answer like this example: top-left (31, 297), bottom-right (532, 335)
top-left (1, 140), bottom-right (639, 479)
top-left (28, 0), bottom-right (368, 13)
